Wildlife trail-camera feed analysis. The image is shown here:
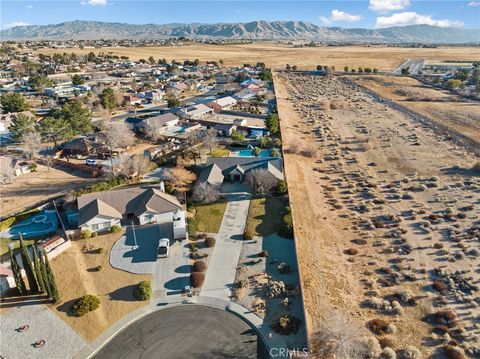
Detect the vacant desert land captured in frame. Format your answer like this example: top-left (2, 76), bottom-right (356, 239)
top-left (38, 43), bottom-right (480, 71)
top-left (355, 75), bottom-right (480, 145)
top-left (274, 71), bottom-right (480, 356)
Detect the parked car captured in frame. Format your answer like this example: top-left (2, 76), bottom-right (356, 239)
top-left (85, 158), bottom-right (97, 166)
top-left (157, 238), bottom-right (170, 258)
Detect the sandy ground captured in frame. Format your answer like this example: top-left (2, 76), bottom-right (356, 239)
top-left (48, 232), bottom-right (151, 342)
top-left (355, 75), bottom-right (480, 145)
top-left (0, 164), bottom-right (95, 217)
top-left (273, 71), bottom-right (480, 356)
top-left (37, 43), bottom-right (480, 71)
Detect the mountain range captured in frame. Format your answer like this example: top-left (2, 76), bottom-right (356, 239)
top-left (1, 20), bottom-right (478, 43)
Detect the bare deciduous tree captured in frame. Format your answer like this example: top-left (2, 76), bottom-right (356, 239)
top-left (200, 128), bottom-right (217, 154)
top-left (165, 165), bottom-right (197, 193)
top-left (101, 121), bottom-right (136, 172)
top-left (192, 184), bottom-right (220, 204)
top-left (22, 131), bottom-right (42, 158)
top-left (245, 169), bottom-right (278, 194)
top-left (146, 121), bottom-right (167, 143)
top-left (116, 153), bottom-right (150, 180)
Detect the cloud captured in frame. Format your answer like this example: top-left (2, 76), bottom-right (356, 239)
top-left (81, 0), bottom-right (107, 6)
top-left (27, 4), bottom-right (33, 9)
top-left (369, 0), bottom-right (410, 13)
top-left (320, 10), bottom-right (362, 25)
top-left (468, 1), bottom-right (480, 6)
top-left (3, 22), bottom-right (30, 29)
top-left (376, 12), bottom-right (464, 28)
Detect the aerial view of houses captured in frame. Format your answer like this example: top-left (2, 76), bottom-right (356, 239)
top-left (1, 1), bottom-right (480, 359)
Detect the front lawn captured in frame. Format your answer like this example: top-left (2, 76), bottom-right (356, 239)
top-left (188, 200), bottom-right (228, 236)
top-left (246, 197), bottom-right (289, 236)
top-left (210, 148), bottom-right (230, 157)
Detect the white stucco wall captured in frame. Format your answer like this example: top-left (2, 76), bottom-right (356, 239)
top-left (81, 215), bottom-right (121, 233)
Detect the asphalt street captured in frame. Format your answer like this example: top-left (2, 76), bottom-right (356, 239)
top-left (93, 305), bottom-right (267, 359)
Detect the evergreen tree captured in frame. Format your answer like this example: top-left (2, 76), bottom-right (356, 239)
top-left (32, 245), bottom-right (45, 293)
top-left (0, 93), bottom-right (30, 113)
top-left (43, 249), bottom-right (60, 303)
top-left (19, 235), bottom-right (39, 293)
top-left (9, 246), bottom-right (26, 295)
top-left (39, 250), bottom-right (52, 299)
top-left (9, 113), bottom-right (36, 140)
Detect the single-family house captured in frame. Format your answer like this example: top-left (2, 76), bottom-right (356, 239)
top-left (123, 94), bottom-right (142, 106)
top-left (178, 104), bottom-right (214, 120)
top-left (0, 156), bottom-right (32, 181)
top-left (194, 157), bottom-right (283, 191)
top-left (144, 90), bottom-right (164, 102)
top-left (213, 123), bottom-right (237, 137)
top-left (77, 185), bottom-right (186, 239)
top-left (206, 96), bottom-right (237, 113)
top-left (134, 113), bottom-right (180, 133)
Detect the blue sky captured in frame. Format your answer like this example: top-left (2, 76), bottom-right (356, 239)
top-left (1, 1), bottom-right (479, 30)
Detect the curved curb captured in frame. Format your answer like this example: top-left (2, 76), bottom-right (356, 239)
top-left (73, 296), bottom-right (286, 359)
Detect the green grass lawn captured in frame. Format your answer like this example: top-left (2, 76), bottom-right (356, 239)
top-left (246, 197), bottom-right (288, 236)
top-left (188, 200), bottom-right (228, 236)
top-left (210, 148), bottom-right (230, 157)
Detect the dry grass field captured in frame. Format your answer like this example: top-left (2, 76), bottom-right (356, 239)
top-left (38, 43), bottom-right (480, 71)
top-left (274, 71), bottom-right (480, 357)
top-left (48, 231), bottom-right (151, 341)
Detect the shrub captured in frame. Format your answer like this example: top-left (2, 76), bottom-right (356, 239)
top-left (276, 180), bottom-right (288, 195)
top-left (401, 346), bottom-right (423, 359)
top-left (345, 248), bottom-right (359, 255)
top-left (205, 237), bottom-right (216, 247)
top-left (110, 225), bottom-right (122, 233)
top-left (271, 314), bottom-right (302, 335)
top-left (192, 260), bottom-right (207, 272)
top-left (367, 318), bottom-right (393, 335)
top-left (381, 347), bottom-right (397, 359)
top-left (277, 262), bottom-right (293, 274)
top-left (190, 272), bottom-right (205, 288)
top-left (96, 265), bottom-right (102, 271)
top-left (379, 337), bottom-right (395, 349)
top-left (189, 252), bottom-right (199, 260)
top-left (72, 295), bottom-right (100, 317)
top-left (436, 309), bottom-right (457, 324)
top-left (279, 213), bottom-right (293, 238)
top-left (243, 229), bottom-right (254, 240)
top-left (197, 233), bottom-right (208, 240)
top-left (91, 232), bottom-right (98, 238)
top-left (443, 345), bottom-right (465, 359)
top-left (258, 250), bottom-right (269, 257)
top-left (432, 280), bottom-right (448, 293)
top-left (97, 247), bottom-right (104, 254)
top-left (81, 229), bottom-right (92, 239)
top-left (133, 281), bottom-right (152, 301)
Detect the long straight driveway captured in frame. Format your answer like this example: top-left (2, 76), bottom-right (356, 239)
top-left (201, 184), bottom-right (251, 300)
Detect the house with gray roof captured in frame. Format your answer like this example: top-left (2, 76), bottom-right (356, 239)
top-left (77, 185), bottom-right (186, 239)
top-left (134, 113), bottom-right (179, 133)
top-left (194, 157), bottom-right (283, 194)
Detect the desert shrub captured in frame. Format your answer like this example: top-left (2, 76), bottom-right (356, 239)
top-left (443, 345), bottom-right (465, 359)
top-left (192, 260), bottom-right (207, 272)
top-left (401, 346), bottom-right (423, 359)
top-left (238, 279), bottom-right (249, 288)
top-left (277, 262), bottom-right (293, 274)
top-left (301, 145), bottom-right (318, 158)
top-left (345, 248), bottom-right (359, 255)
top-left (472, 162), bottom-right (480, 172)
top-left (435, 309), bottom-right (457, 325)
top-left (96, 265), bottom-right (102, 271)
top-left (110, 225), bottom-right (122, 233)
top-left (205, 237), bottom-right (216, 247)
top-left (197, 233), bottom-right (208, 240)
top-left (72, 295), bottom-right (100, 317)
top-left (258, 250), bottom-right (269, 257)
top-left (381, 347), bottom-right (397, 359)
top-left (379, 337), bottom-right (395, 349)
top-left (133, 281), bottom-right (152, 301)
top-left (243, 229), bottom-right (254, 240)
top-left (367, 318), bottom-right (395, 335)
top-left (432, 280), bottom-right (448, 293)
top-left (189, 252), bottom-right (199, 260)
top-left (97, 247), bottom-right (104, 254)
top-left (271, 314), bottom-right (302, 335)
top-left (190, 272), bottom-right (205, 288)
top-left (81, 229), bottom-right (92, 239)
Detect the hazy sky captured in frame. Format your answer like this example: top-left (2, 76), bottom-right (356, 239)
top-left (1, 1), bottom-right (479, 30)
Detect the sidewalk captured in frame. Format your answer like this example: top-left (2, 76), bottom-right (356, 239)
top-left (201, 188), bottom-right (251, 300)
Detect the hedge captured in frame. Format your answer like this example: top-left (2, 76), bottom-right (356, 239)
top-left (192, 261), bottom-right (207, 272)
top-left (190, 272), bottom-right (205, 288)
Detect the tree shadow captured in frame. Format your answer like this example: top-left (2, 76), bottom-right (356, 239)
top-left (56, 298), bottom-right (79, 317)
top-left (164, 276), bottom-right (190, 291)
top-left (108, 285), bottom-right (138, 302)
top-left (175, 265), bottom-right (191, 274)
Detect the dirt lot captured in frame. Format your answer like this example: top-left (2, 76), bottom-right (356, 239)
top-left (48, 232), bottom-right (151, 341)
top-left (37, 43), bottom-right (480, 71)
top-left (355, 75), bottom-right (480, 145)
top-left (274, 71), bottom-right (480, 356)
top-left (0, 164), bottom-right (95, 218)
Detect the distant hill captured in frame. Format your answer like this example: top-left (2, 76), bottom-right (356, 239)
top-left (1, 20), bottom-right (478, 43)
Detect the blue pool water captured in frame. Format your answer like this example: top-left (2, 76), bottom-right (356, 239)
top-left (0, 210), bottom-right (58, 239)
top-left (233, 149), bottom-right (278, 158)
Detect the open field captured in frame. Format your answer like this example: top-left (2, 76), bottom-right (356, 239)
top-left (37, 43), bottom-right (480, 71)
top-left (48, 232), bottom-right (151, 341)
top-left (274, 71), bottom-right (480, 356)
top-left (355, 75), bottom-right (480, 146)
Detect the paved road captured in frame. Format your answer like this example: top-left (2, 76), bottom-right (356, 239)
top-left (392, 58), bottom-right (424, 75)
top-left (201, 184), bottom-right (251, 300)
top-left (93, 305), bottom-right (267, 359)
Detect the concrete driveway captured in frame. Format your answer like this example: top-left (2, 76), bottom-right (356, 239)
top-left (92, 305), bottom-right (267, 359)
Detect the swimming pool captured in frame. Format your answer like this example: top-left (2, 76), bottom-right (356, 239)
top-left (232, 149), bottom-right (279, 158)
top-left (0, 210), bottom-right (58, 240)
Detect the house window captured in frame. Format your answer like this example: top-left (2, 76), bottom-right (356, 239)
top-left (91, 222), bottom-right (110, 231)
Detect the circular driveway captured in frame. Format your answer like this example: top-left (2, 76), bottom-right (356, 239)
top-left (94, 305), bottom-right (267, 359)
